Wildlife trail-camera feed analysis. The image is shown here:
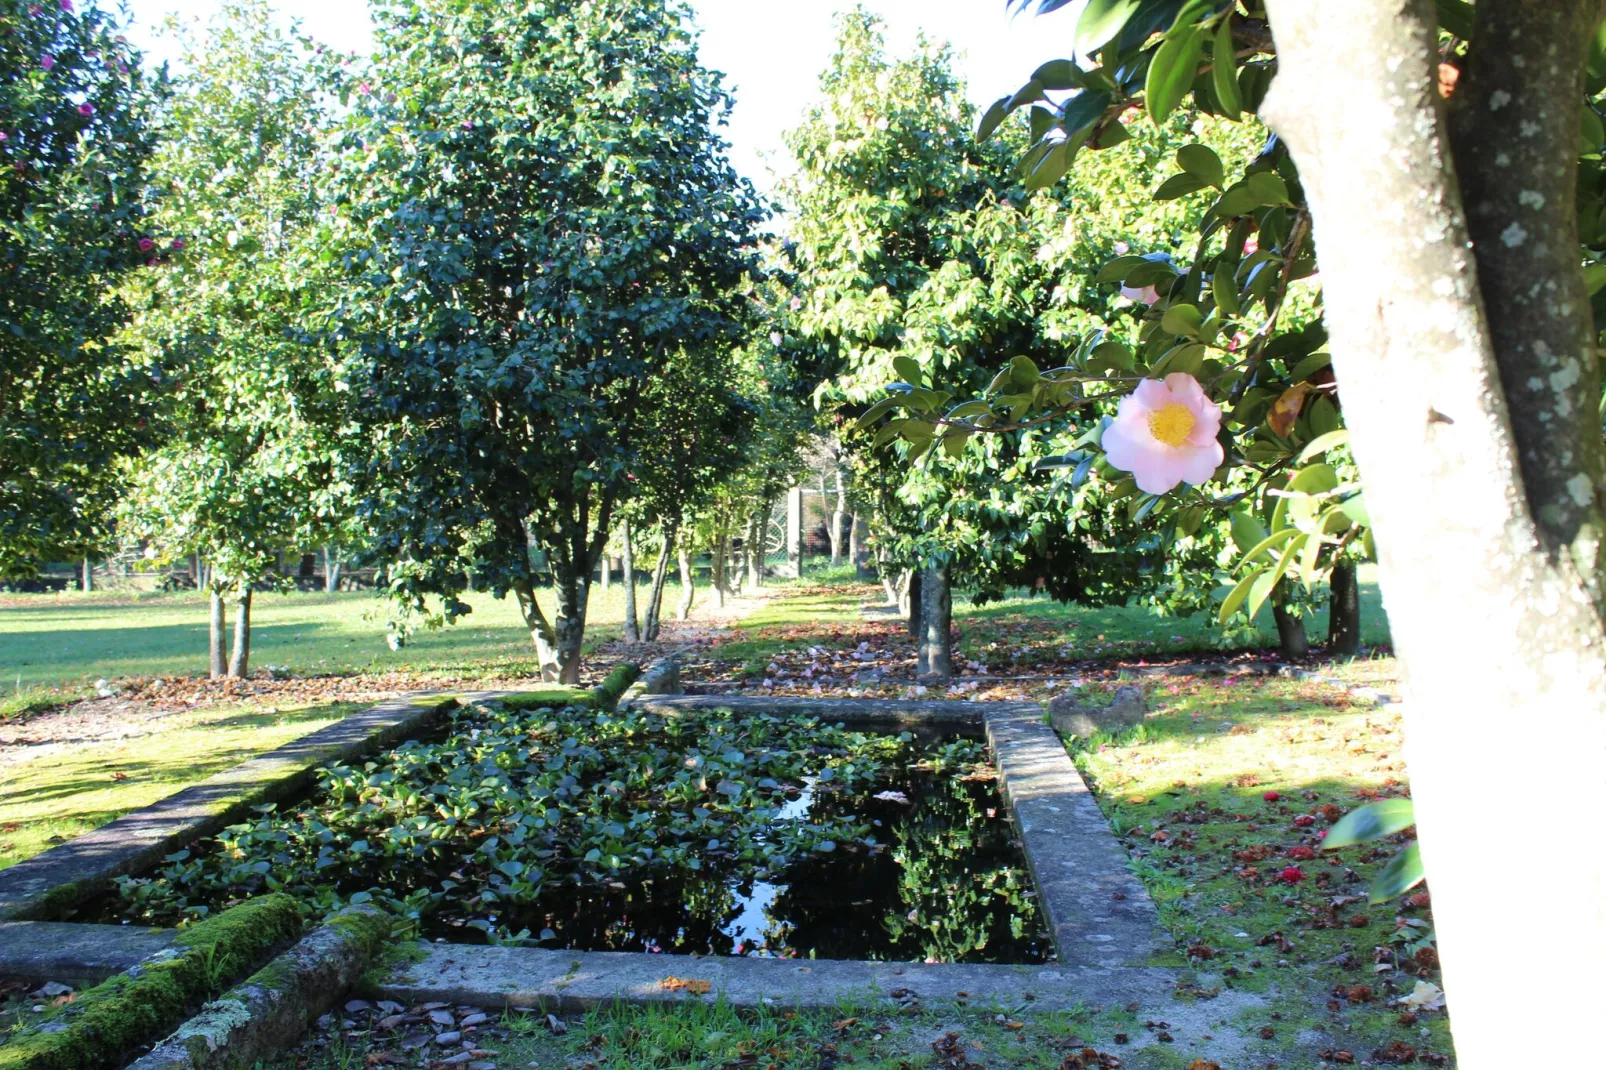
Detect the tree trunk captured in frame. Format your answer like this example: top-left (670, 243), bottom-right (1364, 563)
top-left (643, 520), bottom-right (676, 642)
top-left (323, 546), bottom-right (341, 593)
top-left (745, 512), bottom-right (763, 588)
top-left (709, 535), bottom-right (726, 609)
top-left (904, 567), bottom-right (922, 640)
top-left (208, 584), bottom-right (226, 680)
top-left (676, 539), bottom-right (695, 621)
top-left (1327, 562), bottom-right (1362, 657)
top-left (600, 553), bottom-right (611, 591)
top-left (621, 519), bottom-right (640, 643)
top-left (1261, 2), bottom-right (1606, 1060)
top-left (915, 562), bottom-right (952, 681)
top-left (227, 586), bottom-right (252, 678)
top-left (81, 557), bottom-right (92, 592)
top-left (830, 471), bottom-right (847, 566)
top-left (514, 579), bottom-right (561, 682)
top-left (1271, 595), bottom-right (1309, 661)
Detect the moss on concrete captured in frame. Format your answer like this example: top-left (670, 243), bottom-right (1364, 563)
top-left (501, 688), bottom-right (593, 712)
top-left (591, 663), bottom-right (641, 706)
top-left (0, 894), bottom-right (301, 1070)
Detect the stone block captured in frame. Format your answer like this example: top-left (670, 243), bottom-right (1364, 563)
top-left (1048, 684), bottom-right (1147, 740)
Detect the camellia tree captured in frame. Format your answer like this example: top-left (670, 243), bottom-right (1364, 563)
top-left (0, 0), bottom-right (164, 578)
top-left (865, 0), bottom-right (1606, 1060)
top-left (330, 0), bottom-right (765, 682)
top-left (118, 0), bottom-right (346, 679)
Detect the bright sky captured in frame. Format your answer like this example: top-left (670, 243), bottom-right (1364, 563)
top-left (120, 0), bottom-right (1074, 196)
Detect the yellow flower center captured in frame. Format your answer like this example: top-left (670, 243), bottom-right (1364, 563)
top-left (1147, 402), bottom-right (1196, 447)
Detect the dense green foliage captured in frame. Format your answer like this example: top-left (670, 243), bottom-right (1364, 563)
top-left (329, 0), bottom-right (765, 681)
top-left (105, 697), bottom-right (1036, 961)
top-left (0, 0), bottom-right (164, 577)
top-left (118, 1), bottom-right (347, 656)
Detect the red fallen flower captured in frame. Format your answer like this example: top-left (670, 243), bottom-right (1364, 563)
top-left (1287, 845), bottom-right (1316, 861)
top-left (1262, 790), bottom-right (1282, 802)
top-left (1278, 865), bottom-right (1305, 883)
top-left (1293, 814), bottom-right (1315, 827)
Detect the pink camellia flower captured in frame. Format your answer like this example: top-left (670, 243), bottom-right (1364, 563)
top-left (1293, 814), bottom-right (1315, 827)
top-left (40, 54), bottom-right (55, 71)
top-left (171, 238), bottom-right (184, 249)
top-left (1103, 373), bottom-right (1225, 495)
top-left (77, 102), bottom-right (93, 116)
top-left (60, 0), bottom-right (73, 10)
top-left (1120, 282), bottom-right (1161, 305)
top-left (1278, 865), bottom-right (1305, 884)
top-left (138, 237), bottom-right (154, 252)
top-left (1262, 790), bottom-right (1282, 802)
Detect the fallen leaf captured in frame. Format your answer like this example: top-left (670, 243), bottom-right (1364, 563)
top-left (660, 977), bottom-right (712, 995)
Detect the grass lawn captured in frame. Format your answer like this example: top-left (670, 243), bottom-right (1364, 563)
top-left (0, 580), bottom-right (709, 693)
top-left (0, 699), bottom-right (359, 872)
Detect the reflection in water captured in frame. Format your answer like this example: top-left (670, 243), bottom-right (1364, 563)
top-left (438, 758), bottom-right (1052, 964)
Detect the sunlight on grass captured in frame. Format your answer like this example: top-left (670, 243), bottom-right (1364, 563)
top-left (0, 700), bottom-right (358, 871)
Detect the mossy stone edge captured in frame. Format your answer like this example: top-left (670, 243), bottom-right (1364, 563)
top-left (0, 894), bottom-right (303, 1070)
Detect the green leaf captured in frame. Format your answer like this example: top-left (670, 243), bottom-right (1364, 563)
top-left (1006, 79), bottom-right (1047, 112)
top-left (1097, 254), bottom-right (1147, 283)
top-left (1212, 265), bottom-right (1241, 316)
top-left (1297, 429), bottom-right (1350, 463)
top-left (1091, 339), bottom-right (1135, 370)
top-left (892, 355), bottom-right (922, 387)
top-left (1218, 567), bottom-right (1263, 624)
top-left (1235, 526), bottom-right (1299, 570)
top-left (1058, 89), bottom-right (1113, 135)
top-left (1245, 171), bottom-right (1291, 206)
top-left (1124, 259), bottom-right (1179, 287)
top-left (1288, 350), bottom-right (1332, 383)
top-left (1154, 172), bottom-right (1209, 200)
top-left (1585, 261), bottom-right (1606, 295)
top-left (1369, 843), bottom-right (1426, 903)
top-left (855, 396), bottom-right (901, 429)
top-left (977, 95), bottom-right (1012, 141)
top-left (1076, 0), bottom-right (1145, 55)
top-left (1145, 23), bottom-right (1206, 124)
top-left (1025, 140), bottom-right (1078, 190)
top-left (1307, 394), bottom-right (1340, 436)
top-left (1009, 354), bottom-right (1041, 387)
top-left (1287, 462), bottom-right (1339, 495)
top-left (1177, 143), bottom-right (1225, 187)
top-left (1330, 799), bottom-right (1419, 850)
top-left (1150, 342), bottom-right (1206, 378)
top-left (1032, 58), bottom-right (1086, 91)
top-left (1211, 17), bottom-right (1242, 119)
top-left (1160, 303), bottom-right (1203, 338)
top-left (1246, 541), bottom-right (1302, 619)
top-left (1229, 511), bottom-right (1269, 554)
top-left (1434, 0), bottom-right (1475, 39)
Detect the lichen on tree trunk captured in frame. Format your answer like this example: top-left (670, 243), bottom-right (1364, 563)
top-left (643, 519), bottom-right (676, 642)
top-left (621, 518), bottom-right (639, 643)
top-left (1260, 1), bottom-right (1606, 1060)
top-left (915, 562), bottom-right (952, 681)
top-left (208, 582), bottom-right (226, 680)
top-left (227, 586), bottom-right (252, 678)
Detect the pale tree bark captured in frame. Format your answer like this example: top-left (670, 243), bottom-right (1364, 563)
top-left (709, 533), bottom-right (727, 609)
top-left (643, 519), bottom-right (676, 642)
top-left (81, 557), bottom-right (92, 592)
top-left (621, 519), bottom-right (640, 643)
top-left (915, 562), bottom-right (951, 681)
top-left (829, 470), bottom-right (847, 566)
top-left (1261, 1), bottom-right (1606, 1060)
top-left (513, 579), bottom-right (563, 682)
top-left (743, 512), bottom-right (763, 589)
top-left (227, 586), bottom-right (252, 679)
top-left (600, 553), bottom-right (611, 591)
top-left (208, 581), bottom-right (226, 680)
top-left (323, 546), bottom-right (342, 593)
top-left (676, 538), bottom-right (696, 621)
top-left (1327, 562), bottom-right (1362, 656)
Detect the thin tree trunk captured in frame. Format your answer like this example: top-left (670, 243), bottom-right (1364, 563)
top-left (710, 534), bottom-right (727, 609)
top-left (514, 578), bottom-right (562, 682)
top-left (1327, 562), bottom-right (1362, 657)
top-left (904, 567), bottom-right (922, 640)
top-left (550, 561), bottom-right (589, 684)
top-left (81, 557), bottom-right (92, 593)
top-left (677, 538), bottom-right (695, 621)
top-left (601, 553), bottom-right (611, 591)
top-left (208, 583), bottom-right (226, 680)
top-left (323, 546), bottom-right (341, 593)
top-left (829, 471), bottom-right (847, 566)
top-left (745, 512), bottom-right (763, 588)
top-left (621, 519), bottom-right (640, 643)
top-left (227, 586), bottom-right (252, 678)
top-left (915, 563), bottom-right (951, 681)
top-left (643, 519), bottom-right (676, 642)
top-left (1261, 2), bottom-right (1606, 1059)
top-left (1271, 595), bottom-right (1309, 660)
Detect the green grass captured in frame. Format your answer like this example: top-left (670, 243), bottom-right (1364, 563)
top-left (956, 562), bottom-right (1390, 665)
top-left (0, 700), bottom-right (359, 871)
top-left (0, 581), bottom-right (703, 690)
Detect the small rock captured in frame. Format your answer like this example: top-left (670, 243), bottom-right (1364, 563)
top-left (376, 1014), bottom-right (410, 1030)
top-left (467, 1063), bottom-right (496, 1070)
top-left (1049, 684), bottom-right (1147, 739)
top-left (377, 1000), bottom-right (405, 1013)
top-left (399, 1033), bottom-right (431, 1051)
top-left (460, 1012), bottom-right (489, 1027)
top-left (437, 1053), bottom-right (474, 1065)
top-left (33, 982), bottom-right (72, 998)
top-left (344, 999), bottom-right (372, 1013)
top-left (435, 1030), bottom-right (463, 1045)
top-left (429, 1010), bottom-right (457, 1026)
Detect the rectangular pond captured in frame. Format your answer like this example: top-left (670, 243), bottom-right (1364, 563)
top-left (84, 695), bottom-right (1052, 965)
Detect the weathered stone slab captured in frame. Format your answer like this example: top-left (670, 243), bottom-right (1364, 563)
top-left (983, 704), bottom-right (1167, 968)
top-left (0, 693), bottom-right (475, 922)
top-left (626, 693), bottom-right (1024, 731)
top-left (373, 942), bottom-right (1174, 1012)
top-left (126, 904), bottom-right (390, 1070)
top-left (619, 656), bottom-right (682, 704)
top-left (0, 922), bottom-right (178, 986)
top-left (1048, 684), bottom-right (1147, 740)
